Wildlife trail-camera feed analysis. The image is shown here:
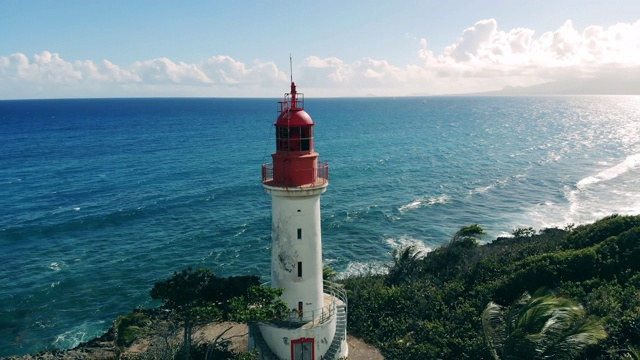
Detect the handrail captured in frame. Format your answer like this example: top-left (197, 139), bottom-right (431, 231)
top-left (261, 280), bottom-right (347, 329)
top-left (262, 162), bottom-right (329, 186)
top-left (278, 92), bottom-right (305, 112)
top-left (324, 280), bottom-right (348, 308)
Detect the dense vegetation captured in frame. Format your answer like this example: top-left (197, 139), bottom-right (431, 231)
top-left (342, 214), bottom-right (640, 359)
top-left (111, 269), bottom-right (285, 359)
top-left (104, 215), bottom-right (639, 359)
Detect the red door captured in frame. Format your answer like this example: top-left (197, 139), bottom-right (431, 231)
top-left (291, 338), bottom-right (314, 360)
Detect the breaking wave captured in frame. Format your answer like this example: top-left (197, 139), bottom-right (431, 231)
top-left (577, 153), bottom-right (640, 189)
top-left (398, 195), bottom-right (449, 212)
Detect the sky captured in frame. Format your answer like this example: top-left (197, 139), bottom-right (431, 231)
top-left (1, 0), bottom-right (640, 99)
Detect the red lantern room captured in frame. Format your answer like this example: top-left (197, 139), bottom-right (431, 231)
top-left (275, 82), bottom-right (314, 154)
top-left (262, 82), bottom-right (328, 188)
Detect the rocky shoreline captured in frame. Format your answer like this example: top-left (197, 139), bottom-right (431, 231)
top-left (1, 327), bottom-right (120, 360)
top-left (1, 308), bottom-right (201, 360)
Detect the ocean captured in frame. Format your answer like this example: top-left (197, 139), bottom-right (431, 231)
top-left (1, 95), bottom-right (639, 356)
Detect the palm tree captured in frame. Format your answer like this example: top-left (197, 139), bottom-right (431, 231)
top-left (621, 344), bottom-right (640, 359)
top-left (386, 245), bottom-right (423, 286)
top-left (323, 266), bottom-right (338, 281)
top-left (482, 288), bottom-right (607, 360)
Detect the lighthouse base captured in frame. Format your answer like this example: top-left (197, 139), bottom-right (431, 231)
top-left (249, 293), bottom-right (348, 360)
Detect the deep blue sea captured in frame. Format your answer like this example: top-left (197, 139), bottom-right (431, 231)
top-left (1, 96), bottom-right (639, 356)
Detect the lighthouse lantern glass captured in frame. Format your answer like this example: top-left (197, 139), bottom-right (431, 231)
top-left (276, 126), bottom-right (313, 152)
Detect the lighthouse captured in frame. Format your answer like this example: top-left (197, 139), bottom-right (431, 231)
top-left (250, 82), bottom-right (348, 360)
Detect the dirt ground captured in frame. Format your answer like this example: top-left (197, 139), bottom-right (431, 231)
top-left (196, 322), bottom-right (384, 359)
top-left (1, 321), bottom-right (383, 360)
top-left (344, 336), bottom-right (385, 360)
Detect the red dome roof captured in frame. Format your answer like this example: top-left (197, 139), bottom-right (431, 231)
top-left (275, 109), bottom-right (314, 127)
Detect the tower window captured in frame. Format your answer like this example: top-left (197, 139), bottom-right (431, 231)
top-left (301, 127), bottom-right (311, 151)
top-left (289, 127), bottom-right (301, 151)
top-left (276, 127), bottom-right (289, 151)
top-left (297, 228), bottom-right (302, 240)
top-left (276, 126), bottom-right (313, 152)
top-left (298, 262), bottom-right (302, 277)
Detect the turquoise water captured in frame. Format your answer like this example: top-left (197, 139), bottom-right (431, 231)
top-left (1, 96), bottom-right (639, 356)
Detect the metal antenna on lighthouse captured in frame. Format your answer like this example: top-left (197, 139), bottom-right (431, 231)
top-left (289, 54), bottom-right (293, 83)
top-left (289, 54), bottom-right (297, 107)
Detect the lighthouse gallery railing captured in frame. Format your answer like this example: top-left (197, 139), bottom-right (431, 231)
top-left (261, 161), bottom-right (329, 186)
top-left (261, 280), bottom-right (347, 329)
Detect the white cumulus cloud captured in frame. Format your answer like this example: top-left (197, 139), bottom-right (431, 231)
top-left (1, 18), bottom-right (640, 98)
top-left (426, 18), bottom-right (640, 77)
top-left (200, 56), bottom-right (287, 87)
top-left (1, 51), bottom-right (81, 84)
top-left (132, 57), bottom-right (213, 85)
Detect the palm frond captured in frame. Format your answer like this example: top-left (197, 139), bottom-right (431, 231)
top-left (482, 301), bottom-right (507, 360)
top-left (483, 288), bottom-right (607, 360)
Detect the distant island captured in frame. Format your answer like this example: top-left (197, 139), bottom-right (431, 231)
top-left (470, 75), bottom-right (640, 96)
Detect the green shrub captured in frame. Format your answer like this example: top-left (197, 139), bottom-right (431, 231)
top-left (115, 311), bottom-right (151, 348)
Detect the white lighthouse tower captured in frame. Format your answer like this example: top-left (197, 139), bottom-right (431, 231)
top-left (251, 82), bottom-right (348, 360)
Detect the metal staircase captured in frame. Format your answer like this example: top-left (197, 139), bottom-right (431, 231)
top-left (323, 303), bottom-right (347, 360)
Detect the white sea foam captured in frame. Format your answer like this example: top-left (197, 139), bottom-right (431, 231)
top-left (398, 194), bottom-right (449, 212)
top-left (520, 199), bottom-right (576, 231)
top-left (542, 150), bottom-right (562, 164)
top-left (336, 261), bottom-right (388, 280)
top-left (519, 154), bottom-right (640, 231)
top-left (471, 184), bottom-right (494, 194)
top-left (51, 322), bottom-right (104, 350)
top-left (621, 202), bottom-right (640, 215)
top-left (468, 175), bottom-right (521, 196)
top-left (234, 227), bottom-right (247, 237)
top-left (336, 235), bottom-right (434, 280)
top-left (384, 235), bottom-right (432, 258)
top-left (577, 153), bottom-right (640, 190)
top-left (48, 262), bottom-right (64, 271)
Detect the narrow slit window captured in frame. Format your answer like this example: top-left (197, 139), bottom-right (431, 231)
top-left (298, 262), bottom-right (302, 277)
top-left (297, 228), bottom-right (302, 240)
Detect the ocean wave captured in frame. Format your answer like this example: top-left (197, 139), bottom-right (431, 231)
top-left (517, 199), bottom-right (574, 232)
top-left (398, 194), bottom-right (449, 212)
top-left (48, 262), bottom-right (66, 272)
top-left (577, 153), bottom-right (640, 190)
top-left (51, 322), bottom-right (104, 350)
top-left (1, 189), bottom-right (221, 242)
top-left (467, 174), bottom-right (526, 197)
top-left (336, 261), bottom-right (388, 280)
top-left (384, 235), bottom-right (432, 258)
top-left (519, 155), bottom-right (640, 231)
top-left (470, 184), bottom-right (495, 195)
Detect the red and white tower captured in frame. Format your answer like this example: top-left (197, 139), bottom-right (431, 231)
top-left (252, 82), bottom-right (348, 360)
